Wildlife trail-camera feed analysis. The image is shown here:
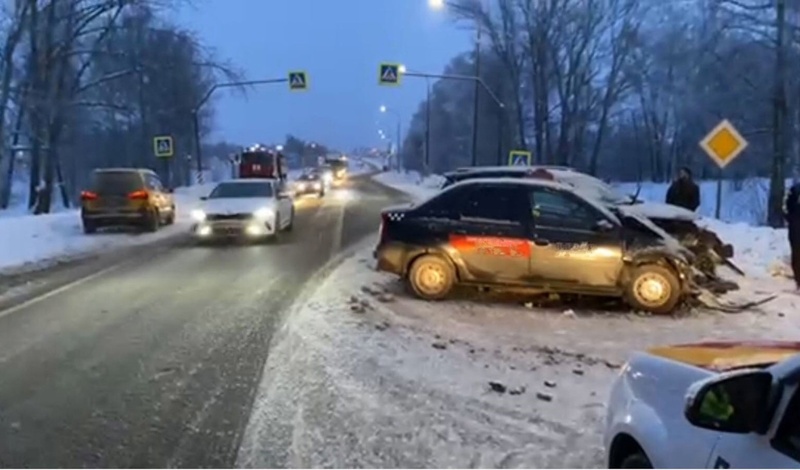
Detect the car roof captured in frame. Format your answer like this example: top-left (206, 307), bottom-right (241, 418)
top-left (94, 168), bottom-right (156, 175)
top-left (218, 178), bottom-right (275, 184)
top-left (451, 165), bottom-right (576, 174)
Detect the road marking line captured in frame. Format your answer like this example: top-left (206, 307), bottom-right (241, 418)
top-left (0, 262), bottom-right (126, 319)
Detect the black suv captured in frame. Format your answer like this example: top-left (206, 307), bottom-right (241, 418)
top-left (374, 178), bottom-right (695, 314)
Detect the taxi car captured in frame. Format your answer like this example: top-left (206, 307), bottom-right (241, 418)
top-left (442, 166), bottom-right (736, 279)
top-left (80, 168), bottom-right (175, 233)
top-left (374, 178), bottom-right (695, 314)
top-left (191, 179), bottom-right (294, 241)
top-left (605, 340), bottom-right (800, 468)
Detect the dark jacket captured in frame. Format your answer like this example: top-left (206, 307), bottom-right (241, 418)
top-left (785, 182), bottom-right (800, 229)
top-left (666, 179), bottom-right (700, 211)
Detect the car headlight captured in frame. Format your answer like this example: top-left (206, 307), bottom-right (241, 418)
top-left (191, 209), bottom-right (206, 222)
top-left (297, 183), bottom-right (306, 190)
top-left (253, 207), bottom-right (274, 220)
top-left (313, 182), bottom-right (321, 189)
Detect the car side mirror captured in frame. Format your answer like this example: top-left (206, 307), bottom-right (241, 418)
top-left (684, 369), bottom-right (773, 434)
top-left (200, 196), bottom-right (208, 201)
top-left (594, 219), bottom-right (616, 232)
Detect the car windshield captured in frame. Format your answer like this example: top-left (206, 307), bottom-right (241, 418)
top-left (208, 182), bottom-right (273, 199)
top-left (299, 173), bottom-right (319, 180)
top-left (91, 171), bottom-right (143, 194)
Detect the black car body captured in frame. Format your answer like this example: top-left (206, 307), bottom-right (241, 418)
top-left (294, 172), bottom-right (325, 197)
top-left (441, 166), bottom-right (735, 280)
top-left (374, 178), bottom-right (696, 314)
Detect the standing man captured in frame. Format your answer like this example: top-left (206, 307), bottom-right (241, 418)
top-left (784, 182), bottom-right (800, 289)
top-left (666, 167), bottom-right (701, 211)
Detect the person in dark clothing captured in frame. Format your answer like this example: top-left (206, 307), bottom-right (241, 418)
top-left (666, 167), bottom-right (701, 211)
top-left (784, 182), bottom-right (800, 289)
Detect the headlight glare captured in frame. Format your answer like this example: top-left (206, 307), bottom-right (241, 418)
top-left (253, 207), bottom-right (273, 220)
top-left (191, 209), bottom-right (206, 222)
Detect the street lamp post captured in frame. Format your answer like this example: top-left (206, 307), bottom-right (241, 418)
top-left (380, 105), bottom-right (402, 171)
top-left (191, 77), bottom-right (289, 177)
top-left (399, 69), bottom-right (504, 168)
top-left (402, 65), bottom-right (432, 174)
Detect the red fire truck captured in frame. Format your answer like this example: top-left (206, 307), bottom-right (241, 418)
top-left (238, 146), bottom-right (287, 180)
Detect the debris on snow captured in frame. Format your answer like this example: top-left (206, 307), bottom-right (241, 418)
top-left (536, 392), bottom-right (554, 402)
top-left (488, 381), bottom-right (507, 394)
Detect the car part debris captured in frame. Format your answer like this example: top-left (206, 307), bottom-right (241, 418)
top-left (693, 288), bottom-right (777, 313)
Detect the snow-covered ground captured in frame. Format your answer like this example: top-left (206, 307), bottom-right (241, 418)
top-left (0, 183), bottom-right (217, 274)
top-left (238, 169), bottom-right (798, 468)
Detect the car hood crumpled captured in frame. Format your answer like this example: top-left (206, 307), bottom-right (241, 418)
top-left (647, 340), bottom-right (800, 372)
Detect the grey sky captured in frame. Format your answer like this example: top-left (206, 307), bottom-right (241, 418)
top-left (177, 0), bottom-right (472, 150)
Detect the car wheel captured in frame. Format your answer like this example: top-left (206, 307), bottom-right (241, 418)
top-left (620, 451), bottom-right (652, 469)
top-left (625, 264), bottom-right (681, 315)
top-left (83, 220), bottom-right (97, 234)
top-left (144, 210), bottom-right (160, 232)
top-left (166, 207), bottom-right (176, 225)
top-left (408, 254), bottom-right (455, 300)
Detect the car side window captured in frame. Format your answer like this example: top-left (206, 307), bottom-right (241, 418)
top-left (459, 186), bottom-right (525, 225)
top-left (416, 187), bottom-right (464, 219)
top-left (530, 188), bottom-right (601, 231)
top-left (772, 387), bottom-right (800, 462)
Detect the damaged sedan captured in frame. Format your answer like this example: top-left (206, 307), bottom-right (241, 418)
top-left (375, 177), bottom-right (699, 314)
top-left (442, 166), bottom-right (740, 290)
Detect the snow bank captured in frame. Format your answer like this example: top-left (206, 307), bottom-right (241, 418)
top-left (372, 171), bottom-right (444, 201)
top-left (0, 183), bottom-right (215, 273)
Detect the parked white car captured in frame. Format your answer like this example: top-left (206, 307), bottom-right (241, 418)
top-left (191, 179), bottom-right (294, 241)
top-left (605, 340), bottom-right (800, 468)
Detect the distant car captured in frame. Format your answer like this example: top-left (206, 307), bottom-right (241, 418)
top-left (80, 168), bottom-right (175, 234)
top-left (191, 179), bottom-right (294, 241)
top-left (374, 178), bottom-right (695, 314)
top-left (605, 340), bottom-right (800, 468)
top-left (443, 166), bottom-right (735, 278)
top-left (294, 172), bottom-right (325, 197)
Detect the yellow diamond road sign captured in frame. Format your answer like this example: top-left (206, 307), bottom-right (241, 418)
top-left (699, 119), bottom-right (748, 169)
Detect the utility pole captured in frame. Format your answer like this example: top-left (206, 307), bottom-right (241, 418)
top-left (470, 26), bottom-right (482, 166)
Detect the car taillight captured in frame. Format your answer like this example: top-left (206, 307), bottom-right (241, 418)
top-left (80, 190), bottom-right (97, 200)
top-left (128, 190), bottom-right (149, 200)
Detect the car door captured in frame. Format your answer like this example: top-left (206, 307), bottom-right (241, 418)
top-left (705, 383), bottom-right (800, 469)
top-left (527, 187), bottom-right (624, 287)
top-left (448, 184), bottom-right (531, 284)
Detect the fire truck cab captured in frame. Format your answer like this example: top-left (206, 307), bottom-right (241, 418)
top-left (238, 146), bottom-right (287, 180)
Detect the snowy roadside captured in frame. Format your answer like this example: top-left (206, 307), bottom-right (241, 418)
top-left (238, 237), bottom-right (800, 468)
top-left (0, 183), bottom-right (217, 274)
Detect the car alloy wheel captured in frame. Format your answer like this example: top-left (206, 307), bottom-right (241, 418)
top-left (409, 255), bottom-right (455, 300)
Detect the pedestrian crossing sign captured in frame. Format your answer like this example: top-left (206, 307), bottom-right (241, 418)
top-left (288, 71), bottom-right (308, 91)
top-left (154, 135), bottom-right (173, 158)
top-left (508, 150), bottom-right (532, 166)
top-left (379, 63), bottom-right (401, 86)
